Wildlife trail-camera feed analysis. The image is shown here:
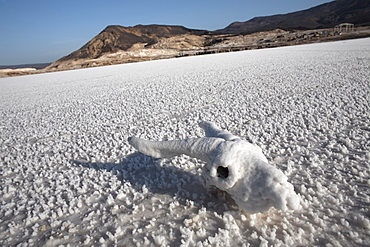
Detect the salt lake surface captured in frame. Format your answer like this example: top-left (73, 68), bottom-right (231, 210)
top-left (1, 38), bottom-right (369, 246)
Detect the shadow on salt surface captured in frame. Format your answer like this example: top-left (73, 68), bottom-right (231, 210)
top-left (71, 152), bottom-right (235, 214)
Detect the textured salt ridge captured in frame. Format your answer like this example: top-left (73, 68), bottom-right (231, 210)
top-left (0, 38), bottom-right (369, 246)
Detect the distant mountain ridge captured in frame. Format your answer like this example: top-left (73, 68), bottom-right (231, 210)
top-left (44, 0), bottom-right (370, 71)
top-left (218, 0), bottom-right (370, 34)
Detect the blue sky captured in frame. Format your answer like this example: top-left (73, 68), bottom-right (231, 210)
top-left (0, 0), bottom-right (332, 65)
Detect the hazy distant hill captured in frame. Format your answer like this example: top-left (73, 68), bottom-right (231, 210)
top-left (0, 63), bottom-right (51, 70)
top-left (218, 0), bottom-right (370, 34)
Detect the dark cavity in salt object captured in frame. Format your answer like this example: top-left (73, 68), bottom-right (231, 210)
top-left (217, 166), bottom-right (229, 178)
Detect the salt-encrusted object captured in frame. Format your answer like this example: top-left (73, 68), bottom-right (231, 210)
top-left (128, 121), bottom-right (300, 213)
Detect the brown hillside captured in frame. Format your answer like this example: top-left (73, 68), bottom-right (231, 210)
top-left (48, 25), bottom-right (212, 69)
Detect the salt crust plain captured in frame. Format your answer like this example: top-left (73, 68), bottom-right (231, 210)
top-left (0, 38), bottom-right (369, 247)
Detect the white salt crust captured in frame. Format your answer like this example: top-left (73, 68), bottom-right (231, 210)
top-left (0, 38), bottom-right (369, 246)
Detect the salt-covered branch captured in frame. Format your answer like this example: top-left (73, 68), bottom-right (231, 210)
top-left (128, 121), bottom-right (300, 214)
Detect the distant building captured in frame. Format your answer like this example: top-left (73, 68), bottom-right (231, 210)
top-left (334, 23), bottom-right (354, 33)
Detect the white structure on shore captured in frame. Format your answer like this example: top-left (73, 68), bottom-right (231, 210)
top-left (334, 23), bottom-right (354, 33)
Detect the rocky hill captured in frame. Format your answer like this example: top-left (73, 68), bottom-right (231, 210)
top-left (218, 0), bottom-right (370, 34)
top-left (47, 25), bottom-right (213, 70)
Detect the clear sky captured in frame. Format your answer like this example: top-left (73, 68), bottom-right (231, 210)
top-left (0, 0), bottom-right (332, 65)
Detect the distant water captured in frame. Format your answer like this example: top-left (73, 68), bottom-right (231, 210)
top-left (0, 62), bottom-right (51, 70)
